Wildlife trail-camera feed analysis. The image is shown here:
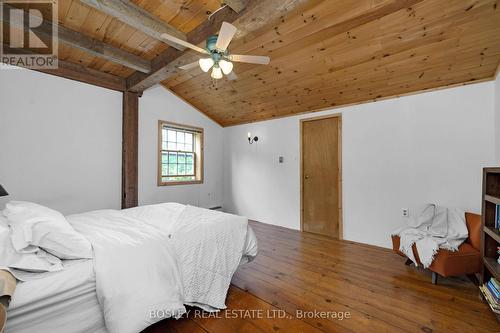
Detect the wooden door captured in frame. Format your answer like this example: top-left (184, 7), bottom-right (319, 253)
top-left (301, 115), bottom-right (341, 238)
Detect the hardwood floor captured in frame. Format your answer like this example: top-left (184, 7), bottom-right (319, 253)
top-left (146, 221), bottom-right (499, 333)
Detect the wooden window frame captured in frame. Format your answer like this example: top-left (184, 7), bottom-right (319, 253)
top-left (158, 120), bottom-right (204, 186)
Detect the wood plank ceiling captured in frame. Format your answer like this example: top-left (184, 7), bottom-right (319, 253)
top-left (8, 0), bottom-right (500, 126)
top-left (56, 0), bottom-right (222, 77)
top-left (164, 0), bottom-right (500, 126)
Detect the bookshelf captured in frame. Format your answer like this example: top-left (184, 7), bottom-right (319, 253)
top-left (480, 168), bottom-right (500, 321)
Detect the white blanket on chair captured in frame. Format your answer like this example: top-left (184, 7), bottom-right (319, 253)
top-left (392, 204), bottom-right (468, 268)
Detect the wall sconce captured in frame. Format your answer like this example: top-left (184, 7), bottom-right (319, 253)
top-left (247, 132), bottom-right (258, 144)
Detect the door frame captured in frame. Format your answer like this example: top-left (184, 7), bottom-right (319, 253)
top-left (300, 113), bottom-right (343, 239)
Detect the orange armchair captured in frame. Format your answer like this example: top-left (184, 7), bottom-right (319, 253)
top-left (391, 212), bottom-right (482, 284)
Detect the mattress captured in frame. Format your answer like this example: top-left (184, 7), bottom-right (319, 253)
top-left (6, 259), bottom-right (106, 333)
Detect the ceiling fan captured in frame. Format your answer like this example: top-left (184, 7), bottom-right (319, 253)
top-left (160, 22), bottom-right (270, 80)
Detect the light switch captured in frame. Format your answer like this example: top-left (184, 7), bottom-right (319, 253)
top-left (279, 156), bottom-right (284, 163)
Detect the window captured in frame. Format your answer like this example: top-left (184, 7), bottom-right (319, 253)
top-left (158, 121), bottom-right (204, 185)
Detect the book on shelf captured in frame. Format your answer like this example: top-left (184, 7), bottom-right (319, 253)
top-left (487, 281), bottom-right (500, 303)
top-left (496, 204), bottom-right (500, 229)
top-left (480, 282), bottom-right (500, 314)
top-left (493, 277), bottom-right (500, 291)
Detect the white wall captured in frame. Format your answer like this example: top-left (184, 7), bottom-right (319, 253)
top-left (1, 66), bottom-right (497, 249)
top-left (0, 68), bottom-right (122, 214)
top-left (223, 82), bottom-right (496, 248)
top-left (0, 69), bottom-right (224, 214)
top-left (138, 86), bottom-right (224, 209)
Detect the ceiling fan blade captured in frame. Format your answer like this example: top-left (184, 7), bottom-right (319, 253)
top-left (229, 54), bottom-right (270, 65)
top-left (160, 33), bottom-right (208, 54)
top-left (179, 61), bottom-right (200, 70)
top-left (227, 71), bottom-right (238, 81)
top-left (215, 22), bottom-right (237, 52)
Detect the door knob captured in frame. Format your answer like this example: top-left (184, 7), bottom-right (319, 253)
top-left (305, 175), bottom-right (310, 179)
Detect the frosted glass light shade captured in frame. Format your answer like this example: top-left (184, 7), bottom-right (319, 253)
top-left (199, 58), bottom-right (214, 72)
top-left (219, 60), bottom-right (233, 75)
top-left (211, 66), bottom-right (223, 79)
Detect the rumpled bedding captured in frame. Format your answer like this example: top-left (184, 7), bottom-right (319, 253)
top-left (68, 205), bottom-right (251, 333)
top-left (392, 204), bottom-right (468, 268)
top-left (3, 203), bottom-right (255, 333)
top-left (68, 210), bottom-right (186, 333)
top-left (171, 205), bottom-right (248, 311)
top-left (0, 217), bottom-right (63, 281)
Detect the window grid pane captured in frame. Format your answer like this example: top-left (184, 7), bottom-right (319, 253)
top-left (161, 125), bottom-right (199, 182)
top-left (162, 127), bottom-right (194, 153)
top-left (161, 151), bottom-right (195, 177)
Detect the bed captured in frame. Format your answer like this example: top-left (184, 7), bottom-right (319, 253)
top-left (3, 202), bottom-right (258, 333)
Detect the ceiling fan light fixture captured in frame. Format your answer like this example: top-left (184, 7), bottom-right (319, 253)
top-left (219, 59), bottom-right (233, 75)
top-left (211, 66), bottom-right (223, 79)
top-left (175, 21), bottom-right (271, 82)
top-left (199, 58), bottom-right (214, 72)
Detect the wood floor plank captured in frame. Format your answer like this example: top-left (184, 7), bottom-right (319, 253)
top-left (145, 221), bottom-right (499, 333)
top-left (242, 253), bottom-right (488, 332)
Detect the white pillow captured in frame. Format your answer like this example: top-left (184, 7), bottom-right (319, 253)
top-left (2, 201), bottom-right (92, 259)
top-left (0, 215), bottom-right (63, 280)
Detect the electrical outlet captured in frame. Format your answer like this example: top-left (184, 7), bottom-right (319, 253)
top-left (402, 208), bottom-right (409, 217)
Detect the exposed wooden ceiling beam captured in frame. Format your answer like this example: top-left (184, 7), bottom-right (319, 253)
top-left (35, 60), bottom-right (127, 91)
top-left (1, 42), bottom-right (126, 91)
top-left (126, 0), bottom-right (311, 92)
top-left (79, 0), bottom-right (187, 51)
top-left (1, 58), bottom-right (126, 92)
top-left (2, 4), bottom-right (150, 73)
top-left (58, 26), bottom-right (151, 73)
top-left (125, 5), bottom-right (241, 92)
top-left (224, 0), bottom-right (249, 13)
top-left (175, 0), bottom-right (426, 98)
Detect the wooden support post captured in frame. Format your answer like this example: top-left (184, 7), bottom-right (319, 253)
top-left (122, 91), bottom-right (139, 209)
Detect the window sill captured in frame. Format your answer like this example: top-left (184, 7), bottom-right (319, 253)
top-left (158, 180), bottom-right (204, 186)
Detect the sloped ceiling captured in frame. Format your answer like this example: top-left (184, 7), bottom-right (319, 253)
top-left (161, 0), bottom-right (500, 126)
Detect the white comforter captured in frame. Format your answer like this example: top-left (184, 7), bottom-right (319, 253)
top-left (65, 204), bottom-right (254, 333)
top-left (171, 205), bottom-right (248, 311)
top-left (68, 210), bottom-right (185, 333)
